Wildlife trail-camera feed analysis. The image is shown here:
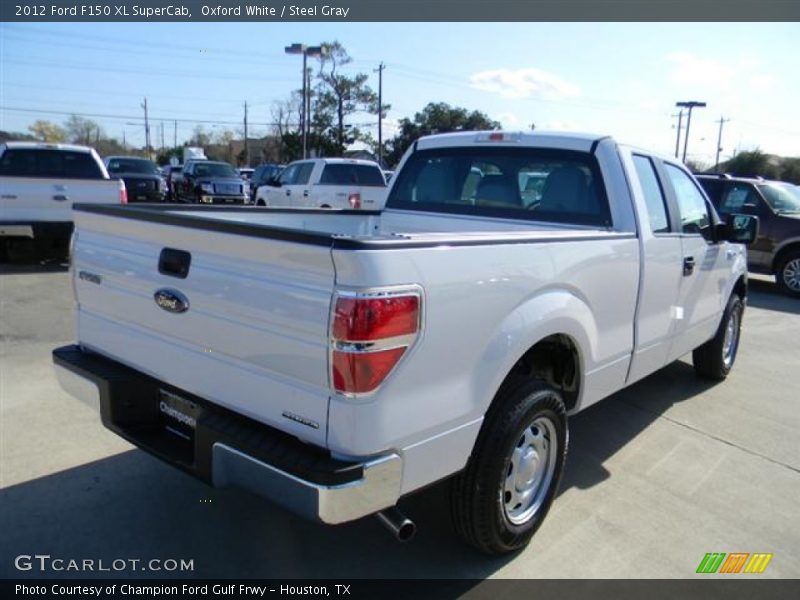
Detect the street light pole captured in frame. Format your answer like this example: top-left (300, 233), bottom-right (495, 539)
top-left (286, 43), bottom-right (325, 160)
top-left (676, 100), bottom-right (706, 163)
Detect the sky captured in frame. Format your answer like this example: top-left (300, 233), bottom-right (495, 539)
top-left (1, 22), bottom-right (798, 165)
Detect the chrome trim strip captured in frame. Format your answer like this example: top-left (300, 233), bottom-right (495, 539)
top-left (54, 363), bottom-right (101, 413)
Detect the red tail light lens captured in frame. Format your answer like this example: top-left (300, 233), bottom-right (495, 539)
top-left (333, 295), bottom-right (419, 341)
top-left (331, 291), bottom-right (421, 395)
top-left (332, 348), bottom-right (406, 394)
top-left (119, 182), bottom-right (128, 204)
top-left (348, 193), bottom-right (361, 209)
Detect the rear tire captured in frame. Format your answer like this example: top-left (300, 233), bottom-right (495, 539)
top-left (775, 250), bottom-right (800, 298)
top-left (693, 293), bottom-right (744, 380)
top-left (450, 378), bottom-right (567, 555)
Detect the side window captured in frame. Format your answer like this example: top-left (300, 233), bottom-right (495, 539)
top-left (632, 155), bottom-right (670, 233)
top-left (278, 165), bottom-right (297, 185)
top-left (719, 184), bottom-right (758, 214)
top-left (295, 162), bottom-right (314, 185)
top-left (664, 164), bottom-right (710, 235)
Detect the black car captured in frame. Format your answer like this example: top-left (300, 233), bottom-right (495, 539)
top-left (174, 160), bottom-right (248, 205)
top-left (104, 156), bottom-right (166, 202)
top-left (697, 173), bottom-right (800, 296)
top-left (249, 163), bottom-right (284, 201)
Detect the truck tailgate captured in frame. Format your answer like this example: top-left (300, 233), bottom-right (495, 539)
top-left (71, 209), bottom-right (334, 446)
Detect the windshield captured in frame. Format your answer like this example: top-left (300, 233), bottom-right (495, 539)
top-left (106, 158), bottom-right (159, 175)
top-left (758, 183), bottom-right (800, 214)
top-left (193, 162), bottom-right (238, 178)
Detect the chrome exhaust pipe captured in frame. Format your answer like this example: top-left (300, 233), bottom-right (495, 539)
top-left (376, 506), bottom-right (416, 542)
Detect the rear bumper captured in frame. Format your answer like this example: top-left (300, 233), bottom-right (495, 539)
top-left (52, 345), bottom-right (402, 524)
top-left (198, 195), bottom-right (247, 205)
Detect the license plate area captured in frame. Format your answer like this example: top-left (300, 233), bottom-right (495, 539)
top-left (158, 388), bottom-right (200, 442)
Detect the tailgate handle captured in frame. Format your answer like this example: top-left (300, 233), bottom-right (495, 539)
top-left (159, 248), bottom-right (191, 279)
top-left (53, 195), bottom-right (69, 201)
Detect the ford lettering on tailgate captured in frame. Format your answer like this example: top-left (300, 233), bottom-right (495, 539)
top-left (154, 288), bottom-right (189, 313)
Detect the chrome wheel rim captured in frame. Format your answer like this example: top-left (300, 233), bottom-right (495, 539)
top-left (782, 258), bottom-right (800, 292)
top-left (503, 415), bottom-right (558, 525)
top-left (722, 306), bottom-right (740, 369)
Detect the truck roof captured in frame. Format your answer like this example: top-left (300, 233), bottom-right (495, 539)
top-left (1, 141), bottom-right (96, 153)
top-left (415, 130), bottom-right (610, 153)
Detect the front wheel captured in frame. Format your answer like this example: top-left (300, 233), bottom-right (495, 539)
top-left (693, 293), bottom-right (744, 380)
top-left (775, 250), bottom-right (800, 297)
top-left (450, 379), bottom-right (567, 554)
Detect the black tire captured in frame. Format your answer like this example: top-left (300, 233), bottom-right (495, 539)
top-left (256, 199), bottom-right (266, 207)
top-left (775, 250), bottom-right (800, 298)
top-left (693, 293), bottom-right (744, 380)
top-left (450, 378), bottom-right (567, 555)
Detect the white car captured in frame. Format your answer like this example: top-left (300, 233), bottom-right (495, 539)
top-left (255, 158), bottom-right (387, 210)
top-left (54, 131), bottom-right (756, 553)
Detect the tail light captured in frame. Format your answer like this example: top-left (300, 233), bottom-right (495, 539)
top-left (348, 193), bottom-right (361, 209)
top-left (119, 181), bottom-right (128, 204)
top-left (331, 288), bottom-right (422, 395)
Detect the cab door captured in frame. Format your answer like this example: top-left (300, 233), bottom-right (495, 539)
top-left (661, 162), bottom-right (731, 361)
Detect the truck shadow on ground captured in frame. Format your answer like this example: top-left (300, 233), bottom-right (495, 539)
top-left (1, 362), bottom-right (718, 584)
top-left (745, 278), bottom-right (799, 315)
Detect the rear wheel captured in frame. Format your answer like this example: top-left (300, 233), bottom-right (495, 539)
top-left (693, 293), bottom-right (744, 380)
top-left (450, 378), bottom-right (567, 555)
top-left (775, 250), bottom-right (800, 297)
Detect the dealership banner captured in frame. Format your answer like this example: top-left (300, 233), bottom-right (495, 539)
top-left (2, 0), bottom-right (799, 22)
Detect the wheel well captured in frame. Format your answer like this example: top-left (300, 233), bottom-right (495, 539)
top-left (498, 334), bottom-right (581, 412)
top-left (772, 243), bottom-right (800, 273)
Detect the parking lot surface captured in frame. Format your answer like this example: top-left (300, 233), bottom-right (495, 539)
top-left (1, 260), bottom-right (798, 580)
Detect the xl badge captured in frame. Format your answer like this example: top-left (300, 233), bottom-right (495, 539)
top-left (154, 288), bottom-right (189, 313)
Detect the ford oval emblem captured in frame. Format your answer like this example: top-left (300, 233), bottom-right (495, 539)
top-left (154, 288), bottom-right (189, 314)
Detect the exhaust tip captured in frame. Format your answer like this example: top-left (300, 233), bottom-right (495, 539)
top-left (376, 506), bottom-right (416, 542)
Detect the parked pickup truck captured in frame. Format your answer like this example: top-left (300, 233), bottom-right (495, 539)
top-left (254, 157), bottom-right (386, 210)
top-left (173, 160), bottom-right (248, 205)
top-left (53, 131), bottom-right (756, 554)
top-left (0, 142), bottom-right (126, 257)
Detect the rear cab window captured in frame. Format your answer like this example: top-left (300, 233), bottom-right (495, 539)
top-left (0, 149), bottom-right (104, 179)
top-left (319, 164), bottom-right (386, 187)
top-left (386, 146), bottom-right (611, 227)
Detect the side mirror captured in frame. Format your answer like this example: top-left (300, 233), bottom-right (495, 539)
top-left (267, 177), bottom-right (281, 187)
top-left (720, 213), bottom-right (759, 245)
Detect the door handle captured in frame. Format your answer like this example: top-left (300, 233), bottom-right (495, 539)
top-left (683, 256), bottom-right (695, 276)
top-left (53, 195), bottom-right (69, 202)
top-left (303, 190), bottom-right (309, 197)
top-left (285, 189), bottom-right (291, 196)
top-left (1, 194), bottom-right (17, 199)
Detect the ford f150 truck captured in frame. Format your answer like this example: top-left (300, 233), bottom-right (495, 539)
top-left (0, 142), bottom-right (126, 257)
top-left (53, 131), bottom-right (757, 554)
top-left (254, 158), bottom-right (386, 210)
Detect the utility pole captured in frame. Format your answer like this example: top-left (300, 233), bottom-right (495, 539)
top-left (676, 100), bottom-right (706, 163)
top-left (244, 101), bottom-right (249, 166)
top-left (122, 130), bottom-right (126, 149)
top-left (714, 117), bottom-right (731, 172)
top-left (160, 121), bottom-right (165, 150)
top-left (173, 120), bottom-right (177, 148)
top-left (673, 110), bottom-right (684, 158)
top-left (142, 97), bottom-right (151, 157)
top-left (374, 62), bottom-right (385, 167)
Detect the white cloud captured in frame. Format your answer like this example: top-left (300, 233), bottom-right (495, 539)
top-left (469, 68), bottom-right (580, 100)
top-left (667, 52), bottom-right (736, 88)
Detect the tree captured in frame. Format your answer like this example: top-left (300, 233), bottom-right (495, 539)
top-left (28, 120), bottom-right (66, 143)
top-left (311, 41), bottom-right (384, 155)
top-left (721, 149), bottom-right (781, 180)
top-left (385, 102), bottom-right (500, 166)
top-left (65, 115), bottom-right (103, 146)
top-left (189, 125), bottom-right (212, 147)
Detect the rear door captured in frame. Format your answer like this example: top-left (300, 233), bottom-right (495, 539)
top-left (621, 151), bottom-right (684, 384)
top-left (661, 162), bottom-right (730, 360)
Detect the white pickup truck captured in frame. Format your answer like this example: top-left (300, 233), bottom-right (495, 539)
top-left (53, 131), bottom-right (757, 554)
top-left (0, 142), bottom-right (126, 257)
top-left (254, 157), bottom-right (387, 210)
